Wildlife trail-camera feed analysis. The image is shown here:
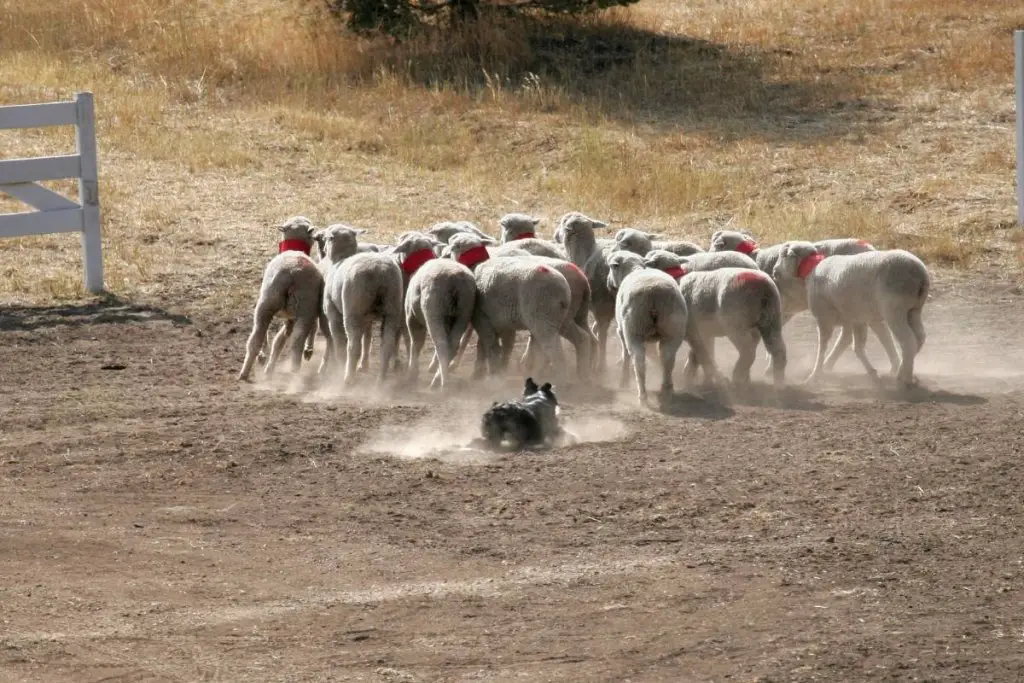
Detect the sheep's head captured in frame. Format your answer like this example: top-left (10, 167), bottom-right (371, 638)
top-left (557, 212), bottom-right (608, 246)
top-left (605, 250), bottom-right (645, 291)
top-left (445, 233), bottom-right (491, 270)
top-left (709, 229), bottom-right (759, 255)
top-left (773, 241), bottom-right (823, 282)
top-left (614, 228), bottom-right (659, 256)
top-left (321, 224), bottom-right (366, 264)
top-left (499, 213), bottom-right (542, 243)
top-left (428, 220), bottom-right (497, 245)
top-left (391, 231), bottom-right (441, 276)
top-left (277, 216), bottom-right (316, 254)
top-left (642, 249), bottom-right (687, 280)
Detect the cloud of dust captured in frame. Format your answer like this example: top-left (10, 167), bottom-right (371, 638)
top-left (561, 415), bottom-right (630, 443)
top-left (356, 417), bottom-right (499, 464)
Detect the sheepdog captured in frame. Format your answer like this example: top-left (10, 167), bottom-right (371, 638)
top-left (476, 377), bottom-right (575, 451)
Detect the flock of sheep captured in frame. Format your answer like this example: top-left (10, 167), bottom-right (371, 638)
top-left (238, 211), bottom-right (931, 405)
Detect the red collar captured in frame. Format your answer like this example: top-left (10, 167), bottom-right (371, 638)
top-left (797, 253), bottom-right (825, 279)
top-left (663, 265), bottom-right (687, 280)
top-left (279, 239), bottom-right (311, 255)
top-left (512, 232), bottom-right (535, 240)
top-left (735, 239), bottom-right (758, 255)
top-left (401, 248), bottom-right (436, 276)
top-left (457, 245), bottom-right (490, 269)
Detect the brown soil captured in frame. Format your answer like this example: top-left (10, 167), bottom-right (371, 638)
top-left (2, 270), bottom-right (1024, 682)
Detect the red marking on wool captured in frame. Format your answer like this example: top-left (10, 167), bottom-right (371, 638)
top-left (513, 232), bottom-right (536, 240)
top-left (735, 239), bottom-right (759, 255)
top-left (663, 265), bottom-right (687, 280)
top-left (279, 239), bottom-right (311, 255)
top-left (733, 270), bottom-right (766, 286)
top-left (401, 248), bottom-right (436, 276)
top-left (536, 265), bottom-right (551, 274)
top-left (565, 262), bottom-right (585, 278)
top-left (457, 244), bottom-right (490, 269)
top-left (797, 253), bottom-right (825, 279)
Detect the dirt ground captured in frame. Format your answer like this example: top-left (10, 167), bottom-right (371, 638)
top-left (2, 267), bottom-right (1024, 683)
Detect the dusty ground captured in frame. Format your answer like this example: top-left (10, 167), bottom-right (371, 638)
top-left (2, 267), bottom-right (1023, 682)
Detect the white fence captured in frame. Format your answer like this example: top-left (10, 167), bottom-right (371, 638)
top-left (0, 91), bottom-right (103, 293)
top-left (1016, 30), bottom-right (1023, 226)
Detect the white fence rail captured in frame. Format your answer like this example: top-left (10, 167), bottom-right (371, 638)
top-left (0, 91), bottom-right (103, 293)
top-left (1015, 30), bottom-right (1023, 226)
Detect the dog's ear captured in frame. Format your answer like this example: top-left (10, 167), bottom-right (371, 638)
top-left (524, 377), bottom-right (539, 394)
top-left (541, 382), bottom-right (553, 393)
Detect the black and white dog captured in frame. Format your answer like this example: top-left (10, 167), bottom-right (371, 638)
top-left (477, 377), bottom-right (575, 451)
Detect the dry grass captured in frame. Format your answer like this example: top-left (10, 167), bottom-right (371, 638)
top-left (0, 0), bottom-right (1021, 307)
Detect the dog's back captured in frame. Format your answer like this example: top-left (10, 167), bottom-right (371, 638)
top-left (480, 377), bottom-right (561, 450)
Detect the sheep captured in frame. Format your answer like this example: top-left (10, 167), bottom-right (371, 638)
top-left (708, 230), bottom-right (788, 274)
top-left (469, 256), bottom-right (573, 382)
top-left (557, 211), bottom-right (618, 373)
top-left (605, 251), bottom-right (688, 405)
top-left (308, 224), bottom-right (370, 370)
top-left (404, 255), bottom-right (477, 389)
top-left (553, 211), bottom-right (618, 251)
top-left (499, 213), bottom-right (543, 243)
top-left (239, 217), bottom-right (330, 382)
top-left (614, 228), bottom-right (705, 258)
top-left (771, 241), bottom-right (901, 375)
top-left (799, 249), bottom-right (930, 388)
top-left (677, 267), bottom-right (788, 388)
top-left (643, 249), bottom-right (759, 279)
top-left (322, 250), bottom-right (405, 386)
top-left (442, 234), bottom-right (596, 379)
top-left (428, 220), bottom-right (497, 245)
top-left (815, 238), bottom-right (877, 257)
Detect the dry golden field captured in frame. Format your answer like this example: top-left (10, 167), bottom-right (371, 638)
top-left (0, 0), bottom-right (1022, 306)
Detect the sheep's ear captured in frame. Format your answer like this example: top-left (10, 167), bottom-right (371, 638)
top-left (591, 219), bottom-right (608, 229)
top-left (531, 218), bottom-right (542, 227)
top-left (646, 232), bottom-right (663, 240)
top-left (614, 229), bottom-right (628, 241)
top-left (710, 230), bottom-right (722, 242)
top-left (355, 228), bottom-right (368, 235)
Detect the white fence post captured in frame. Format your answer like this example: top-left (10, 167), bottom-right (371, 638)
top-left (75, 92), bottom-right (103, 293)
top-left (0, 90), bottom-right (104, 294)
top-left (1015, 30), bottom-right (1023, 227)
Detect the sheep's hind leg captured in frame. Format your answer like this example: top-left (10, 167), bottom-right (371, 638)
top-left (823, 325), bottom-right (854, 371)
top-left (803, 320), bottom-right (836, 386)
top-left (886, 306), bottom-right (921, 389)
top-left (239, 302), bottom-right (276, 382)
top-left (264, 321), bottom-right (291, 376)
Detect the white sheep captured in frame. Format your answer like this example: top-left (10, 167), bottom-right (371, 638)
top-left (614, 228), bottom-right (705, 258)
top-left (427, 220), bottom-right (497, 245)
top-left (469, 256), bottom-right (572, 382)
top-left (442, 234), bottom-right (595, 379)
top-left (771, 241), bottom-right (900, 375)
top-left (643, 249), bottom-right (759, 278)
top-left (498, 213), bottom-right (543, 243)
top-left (309, 223), bottom-right (370, 371)
top-left (677, 267), bottom-right (788, 387)
top-left (553, 211), bottom-right (618, 251)
top-left (605, 251), bottom-right (688, 404)
top-left (800, 249), bottom-right (930, 388)
top-left (404, 256), bottom-right (477, 389)
top-left (558, 211), bottom-right (618, 373)
top-left (239, 217), bottom-right (329, 382)
top-left (322, 250), bottom-right (405, 386)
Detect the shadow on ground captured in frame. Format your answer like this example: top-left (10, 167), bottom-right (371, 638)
top-left (0, 293), bottom-right (193, 331)
top-left (655, 390), bottom-right (735, 420)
